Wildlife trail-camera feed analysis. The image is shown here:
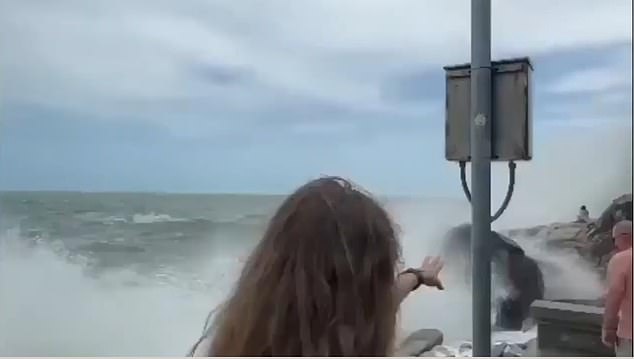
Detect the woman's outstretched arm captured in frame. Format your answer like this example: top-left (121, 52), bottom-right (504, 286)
top-left (395, 256), bottom-right (444, 304)
top-left (395, 271), bottom-right (420, 303)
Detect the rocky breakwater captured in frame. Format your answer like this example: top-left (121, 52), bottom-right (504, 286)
top-left (506, 193), bottom-right (632, 279)
top-left (396, 193), bottom-right (632, 357)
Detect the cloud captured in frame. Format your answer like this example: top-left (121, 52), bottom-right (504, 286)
top-left (1, 0), bottom-right (631, 126)
top-left (529, 43), bottom-right (633, 128)
top-left (0, 0), bottom-right (631, 193)
top-left (547, 68), bottom-right (631, 94)
top-left (189, 63), bottom-right (255, 86)
top-left (545, 47), bottom-right (632, 96)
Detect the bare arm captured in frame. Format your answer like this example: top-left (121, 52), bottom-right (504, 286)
top-left (395, 272), bottom-right (419, 304)
top-left (395, 257), bottom-right (444, 304)
top-left (603, 255), bottom-right (626, 333)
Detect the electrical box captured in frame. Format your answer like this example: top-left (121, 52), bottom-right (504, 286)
top-left (443, 57), bottom-right (533, 162)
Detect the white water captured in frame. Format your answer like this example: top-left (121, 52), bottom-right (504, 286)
top-left (0, 126), bottom-right (630, 356)
top-left (395, 126), bottom-right (630, 343)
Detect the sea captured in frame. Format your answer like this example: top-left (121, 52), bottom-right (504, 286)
top-left (0, 191), bottom-right (606, 356)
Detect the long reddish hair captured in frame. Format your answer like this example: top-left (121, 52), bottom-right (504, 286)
top-left (207, 177), bottom-right (402, 356)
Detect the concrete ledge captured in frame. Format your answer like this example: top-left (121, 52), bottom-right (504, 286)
top-left (530, 299), bottom-right (614, 357)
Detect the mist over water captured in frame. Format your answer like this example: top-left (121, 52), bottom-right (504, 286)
top-left (491, 125), bottom-right (632, 229)
top-left (0, 228), bottom-right (244, 356)
top-left (0, 126), bottom-right (630, 356)
top-left (0, 195), bottom-right (267, 356)
top-left (395, 126), bottom-right (630, 342)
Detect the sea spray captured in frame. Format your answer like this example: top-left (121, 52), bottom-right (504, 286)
top-left (0, 123), bottom-right (628, 355)
top-left (0, 227), bottom-right (237, 356)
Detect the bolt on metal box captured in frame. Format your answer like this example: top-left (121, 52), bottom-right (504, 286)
top-left (443, 57), bottom-right (533, 162)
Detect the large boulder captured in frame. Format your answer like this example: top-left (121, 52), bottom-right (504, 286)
top-left (442, 223), bottom-right (526, 270)
top-left (505, 222), bottom-right (588, 251)
top-left (442, 224), bottom-right (544, 331)
top-left (585, 193), bottom-right (632, 270)
top-left (591, 193), bottom-right (632, 235)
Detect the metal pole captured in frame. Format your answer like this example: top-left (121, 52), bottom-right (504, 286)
top-left (470, 0), bottom-right (492, 356)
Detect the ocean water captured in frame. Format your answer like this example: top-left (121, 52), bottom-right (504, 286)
top-left (0, 191), bottom-right (606, 356)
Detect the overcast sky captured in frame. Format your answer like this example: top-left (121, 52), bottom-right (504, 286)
top-left (0, 0), bottom-right (631, 195)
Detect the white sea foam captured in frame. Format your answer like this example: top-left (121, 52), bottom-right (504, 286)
top-left (132, 212), bottom-right (190, 224)
top-left (0, 126), bottom-right (629, 355)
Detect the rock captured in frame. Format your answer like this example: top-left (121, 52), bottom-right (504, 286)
top-left (443, 224), bottom-right (545, 330)
top-left (592, 193), bottom-right (633, 236)
top-left (394, 328), bottom-right (443, 356)
top-left (542, 222), bottom-right (588, 242)
top-left (522, 338), bottom-right (537, 356)
top-left (507, 225), bottom-right (545, 238)
top-left (491, 342), bottom-right (506, 357)
top-left (422, 337), bottom-right (535, 357)
top-left (584, 193), bottom-right (632, 272)
top-left (506, 193), bottom-right (632, 275)
top-left (491, 341), bottom-right (526, 357)
top-left (457, 342), bottom-right (473, 356)
top-left (422, 345), bottom-right (454, 357)
top-left (501, 343), bottom-right (525, 357)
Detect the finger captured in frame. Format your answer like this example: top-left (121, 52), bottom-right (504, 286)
top-left (432, 256), bottom-right (443, 267)
top-left (434, 257), bottom-right (444, 270)
top-left (428, 257), bottom-right (443, 274)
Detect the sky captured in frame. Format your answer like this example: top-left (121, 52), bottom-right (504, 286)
top-left (0, 0), bottom-right (631, 195)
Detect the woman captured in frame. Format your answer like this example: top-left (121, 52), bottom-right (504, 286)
top-left (190, 176), bottom-right (444, 356)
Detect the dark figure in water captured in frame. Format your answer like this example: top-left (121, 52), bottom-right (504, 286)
top-left (442, 223), bottom-right (545, 330)
top-left (497, 246), bottom-right (545, 330)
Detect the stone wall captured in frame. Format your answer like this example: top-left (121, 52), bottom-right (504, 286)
top-left (530, 300), bottom-right (614, 357)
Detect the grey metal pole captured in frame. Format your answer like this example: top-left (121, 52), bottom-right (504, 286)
top-left (470, 0), bottom-right (492, 356)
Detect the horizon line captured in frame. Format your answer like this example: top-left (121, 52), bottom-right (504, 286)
top-left (0, 188), bottom-right (463, 201)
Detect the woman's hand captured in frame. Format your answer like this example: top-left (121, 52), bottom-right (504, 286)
top-left (420, 256), bottom-right (444, 290)
top-left (395, 256), bottom-right (444, 304)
